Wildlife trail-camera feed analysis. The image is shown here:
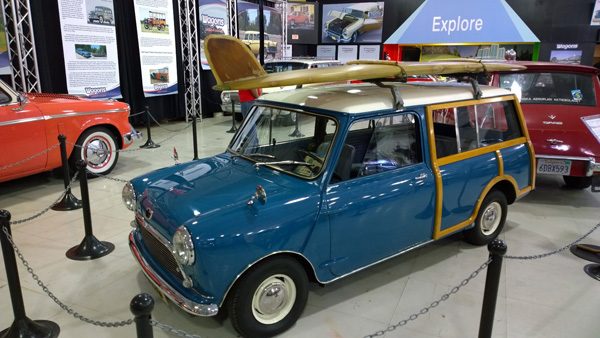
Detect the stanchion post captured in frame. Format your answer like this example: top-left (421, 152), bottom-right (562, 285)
top-left (0, 210), bottom-right (60, 338)
top-left (66, 160), bottom-right (115, 261)
top-left (226, 100), bottom-right (238, 133)
top-left (52, 134), bottom-right (82, 211)
top-left (289, 113), bottom-right (304, 137)
top-left (192, 111), bottom-right (199, 160)
top-left (478, 239), bottom-right (507, 338)
top-left (140, 105), bottom-right (160, 149)
top-left (130, 293), bottom-right (155, 338)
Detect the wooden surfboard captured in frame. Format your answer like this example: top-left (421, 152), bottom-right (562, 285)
top-left (204, 35), bottom-right (526, 91)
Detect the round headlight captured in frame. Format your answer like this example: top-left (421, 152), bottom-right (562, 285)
top-left (172, 226), bottom-right (195, 266)
top-left (221, 92), bottom-right (231, 103)
top-left (122, 182), bottom-right (136, 211)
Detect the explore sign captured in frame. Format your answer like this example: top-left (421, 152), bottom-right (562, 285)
top-left (385, 0), bottom-right (538, 45)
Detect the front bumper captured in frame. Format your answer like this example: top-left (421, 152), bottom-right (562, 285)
top-left (325, 30), bottom-right (352, 43)
top-left (123, 125), bottom-right (142, 145)
top-left (129, 231), bottom-right (219, 316)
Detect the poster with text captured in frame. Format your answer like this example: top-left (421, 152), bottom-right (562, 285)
top-left (286, 1), bottom-right (318, 44)
top-left (199, 0), bottom-right (229, 70)
top-left (238, 1), bottom-right (283, 60)
top-left (316, 45), bottom-right (336, 60)
top-left (134, 0), bottom-right (178, 97)
top-left (337, 45), bottom-right (358, 63)
top-left (592, 0), bottom-right (600, 25)
top-left (359, 45), bottom-right (380, 60)
top-left (322, 2), bottom-right (384, 44)
top-left (58, 0), bottom-right (121, 98)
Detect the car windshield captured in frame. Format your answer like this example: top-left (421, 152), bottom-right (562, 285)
top-left (264, 62), bottom-right (308, 73)
top-left (500, 72), bottom-right (596, 106)
top-left (343, 8), bottom-right (365, 18)
top-left (229, 106), bottom-right (338, 179)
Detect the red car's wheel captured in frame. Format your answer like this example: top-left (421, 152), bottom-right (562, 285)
top-left (71, 127), bottom-right (119, 177)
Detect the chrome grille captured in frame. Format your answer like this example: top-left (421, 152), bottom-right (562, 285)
top-left (138, 222), bottom-right (183, 281)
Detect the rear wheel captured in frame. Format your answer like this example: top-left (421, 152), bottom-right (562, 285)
top-left (98, 16), bottom-right (104, 24)
top-left (563, 175), bottom-right (592, 189)
top-left (464, 190), bottom-right (507, 245)
top-left (70, 127), bottom-right (119, 177)
top-left (228, 257), bottom-right (308, 338)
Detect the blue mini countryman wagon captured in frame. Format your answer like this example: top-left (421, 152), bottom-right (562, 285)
top-left (124, 79), bottom-right (535, 337)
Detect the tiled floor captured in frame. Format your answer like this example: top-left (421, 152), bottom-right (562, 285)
top-left (1, 116), bottom-right (599, 338)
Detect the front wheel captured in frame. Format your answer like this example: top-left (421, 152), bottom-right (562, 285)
top-left (350, 32), bottom-right (358, 43)
top-left (563, 175), bottom-right (592, 189)
top-left (464, 190), bottom-right (507, 245)
top-left (228, 257), bottom-right (309, 338)
top-left (70, 127), bottom-right (119, 177)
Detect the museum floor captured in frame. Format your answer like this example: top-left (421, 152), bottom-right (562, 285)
top-left (1, 115), bottom-right (599, 338)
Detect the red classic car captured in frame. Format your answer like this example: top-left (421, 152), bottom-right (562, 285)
top-left (0, 80), bottom-right (138, 183)
top-left (491, 62), bottom-right (600, 190)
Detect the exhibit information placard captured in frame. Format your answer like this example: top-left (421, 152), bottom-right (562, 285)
top-left (133, 0), bottom-right (178, 97)
top-left (592, 0), bottom-right (600, 25)
top-left (359, 45), bottom-right (380, 60)
top-left (199, 0), bottom-right (229, 70)
top-left (337, 45), bottom-right (358, 63)
top-left (57, 0), bottom-right (121, 98)
top-left (316, 45), bottom-right (336, 60)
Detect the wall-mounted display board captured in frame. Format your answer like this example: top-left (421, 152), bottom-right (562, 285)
top-left (359, 45), bottom-right (380, 60)
top-left (591, 0), bottom-right (600, 25)
top-left (321, 2), bottom-right (384, 44)
top-left (286, 1), bottom-right (318, 44)
top-left (317, 45), bottom-right (336, 59)
top-left (238, 1), bottom-right (283, 59)
top-left (133, 0), bottom-right (178, 97)
top-left (58, 0), bottom-right (121, 98)
top-left (337, 45), bottom-right (358, 63)
top-left (199, 0), bottom-right (229, 70)
top-left (0, 21), bottom-right (10, 75)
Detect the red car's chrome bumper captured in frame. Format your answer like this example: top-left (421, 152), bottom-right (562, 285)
top-left (128, 231), bottom-right (219, 316)
top-left (536, 155), bottom-right (600, 177)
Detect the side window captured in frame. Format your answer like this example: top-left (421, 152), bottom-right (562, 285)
top-left (331, 113), bottom-right (422, 183)
top-left (432, 99), bottom-right (523, 158)
top-left (0, 88), bottom-right (10, 104)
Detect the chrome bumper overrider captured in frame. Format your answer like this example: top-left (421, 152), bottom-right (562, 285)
top-left (124, 125), bottom-right (142, 145)
top-left (128, 231), bottom-right (219, 316)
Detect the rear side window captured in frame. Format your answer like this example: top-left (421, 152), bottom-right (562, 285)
top-left (431, 99), bottom-right (523, 158)
top-left (500, 72), bottom-right (596, 106)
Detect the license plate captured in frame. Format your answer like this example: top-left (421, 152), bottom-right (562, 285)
top-left (536, 158), bottom-right (572, 175)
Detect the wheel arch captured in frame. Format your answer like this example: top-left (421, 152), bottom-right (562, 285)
top-left (220, 251), bottom-right (319, 308)
top-left (490, 179), bottom-right (517, 205)
top-left (79, 123), bottom-right (123, 149)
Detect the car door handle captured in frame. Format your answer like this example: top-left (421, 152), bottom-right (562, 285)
top-left (415, 173), bottom-right (427, 180)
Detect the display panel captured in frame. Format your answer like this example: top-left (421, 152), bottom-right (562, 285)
top-left (316, 45), bottom-right (336, 60)
top-left (58, 0), bottom-right (122, 98)
top-left (199, 0), bottom-right (229, 70)
top-left (238, 1), bottom-right (284, 59)
top-left (286, 1), bottom-right (318, 44)
top-left (359, 45), bottom-right (380, 60)
top-left (550, 50), bottom-right (582, 64)
top-left (337, 45), bottom-right (358, 63)
top-left (322, 2), bottom-right (384, 44)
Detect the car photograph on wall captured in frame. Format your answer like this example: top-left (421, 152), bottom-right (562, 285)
top-left (323, 2), bottom-right (384, 43)
top-left (125, 35), bottom-right (534, 338)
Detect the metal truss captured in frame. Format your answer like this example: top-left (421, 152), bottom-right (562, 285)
top-left (178, 0), bottom-right (202, 121)
top-left (227, 0), bottom-right (237, 37)
top-left (1, 0), bottom-right (40, 92)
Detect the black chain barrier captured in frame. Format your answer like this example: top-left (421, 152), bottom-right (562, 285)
top-left (0, 143), bottom-right (60, 172)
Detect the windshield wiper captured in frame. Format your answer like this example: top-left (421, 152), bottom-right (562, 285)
top-left (254, 160), bottom-right (311, 169)
top-left (233, 153), bottom-right (276, 159)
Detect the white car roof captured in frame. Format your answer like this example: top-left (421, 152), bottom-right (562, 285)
top-left (260, 82), bottom-right (513, 114)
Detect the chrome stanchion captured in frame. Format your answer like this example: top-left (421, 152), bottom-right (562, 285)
top-left (52, 134), bottom-right (82, 211)
top-left (0, 210), bottom-right (60, 338)
top-left (131, 293), bottom-right (154, 338)
top-left (478, 239), bottom-right (506, 338)
top-left (66, 160), bottom-right (114, 260)
top-left (570, 243), bottom-right (600, 281)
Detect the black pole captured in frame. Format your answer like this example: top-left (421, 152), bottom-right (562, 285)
top-left (192, 112), bottom-right (199, 160)
top-left (289, 113), bottom-right (304, 137)
top-left (130, 293), bottom-right (155, 338)
top-left (52, 134), bottom-right (82, 211)
top-left (140, 106), bottom-right (160, 149)
top-left (0, 210), bottom-right (60, 338)
top-left (478, 239), bottom-right (507, 338)
top-left (227, 100), bottom-right (238, 133)
top-left (583, 264), bottom-right (600, 281)
top-left (65, 160), bottom-right (115, 261)
top-left (258, 0), bottom-right (265, 65)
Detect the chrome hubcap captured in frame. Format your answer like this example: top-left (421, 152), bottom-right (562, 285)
top-left (252, 274), bottom-right (296, 324)
top-left (481, 202), bottom-right (502, 235)
top-left (85, 139), bottom-right (109, 166)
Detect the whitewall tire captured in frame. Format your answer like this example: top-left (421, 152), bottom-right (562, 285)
top-left (464, 190), bottom-right (507, 245)
top-left (71, 127), bottom-right (119, 176)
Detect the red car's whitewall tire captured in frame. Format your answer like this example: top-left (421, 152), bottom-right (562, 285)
top-left (71, 127), bottom-right (119, 176)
